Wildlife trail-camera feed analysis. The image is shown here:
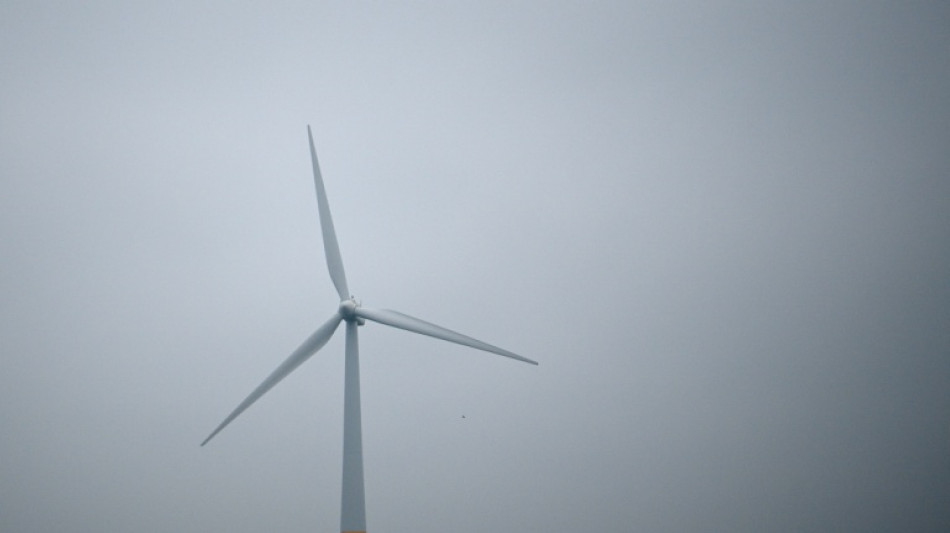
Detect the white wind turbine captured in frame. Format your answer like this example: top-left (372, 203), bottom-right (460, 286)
top-left (202, 126), bottom-right (538, 533)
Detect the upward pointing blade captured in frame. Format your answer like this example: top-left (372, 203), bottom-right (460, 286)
top-left (354, 307), bottom-right (538, 365)
top-left (201, 313), bottom-right (343, 446)
top-left (308, 125), bottom-right (349, 300)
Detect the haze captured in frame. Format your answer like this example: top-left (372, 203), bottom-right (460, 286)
top-left (1, 2), bottom-right (948, 532)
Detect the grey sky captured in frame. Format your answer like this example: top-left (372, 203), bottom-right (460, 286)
top-left (1, 2), bottom-right (948, 532)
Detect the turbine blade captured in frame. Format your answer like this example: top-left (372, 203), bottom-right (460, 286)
top-left (201, 313), bottom-right (343, 446)
top-left (354, 307), bottom-right (538, 365)
top-left (307, 126), bottom-right (349, 300)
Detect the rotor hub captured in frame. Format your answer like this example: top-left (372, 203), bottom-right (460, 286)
top-left (339, 297), bottom-right (363, 324)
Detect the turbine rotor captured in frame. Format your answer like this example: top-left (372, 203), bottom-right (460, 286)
top-left (339, 297), bottom-right (364, 325)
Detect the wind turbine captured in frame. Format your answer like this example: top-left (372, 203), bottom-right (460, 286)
top-left (202, 126), bottom-right (538, 533)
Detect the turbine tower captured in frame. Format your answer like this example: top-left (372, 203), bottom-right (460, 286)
top-left (202, 126), bottom-right (538, 533)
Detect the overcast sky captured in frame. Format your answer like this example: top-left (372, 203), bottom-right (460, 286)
top-left (2, 2), bottom-right (948, 532)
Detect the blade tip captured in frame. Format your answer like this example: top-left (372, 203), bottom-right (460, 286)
top-left (201, 428), bottom-right (220, 447)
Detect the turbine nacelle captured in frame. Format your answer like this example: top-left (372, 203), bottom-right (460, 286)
top-left (339, 297), bottom-right (365, 325)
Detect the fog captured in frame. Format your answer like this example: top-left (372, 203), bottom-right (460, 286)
top-left (1, 3), bottom-right (948, 531)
